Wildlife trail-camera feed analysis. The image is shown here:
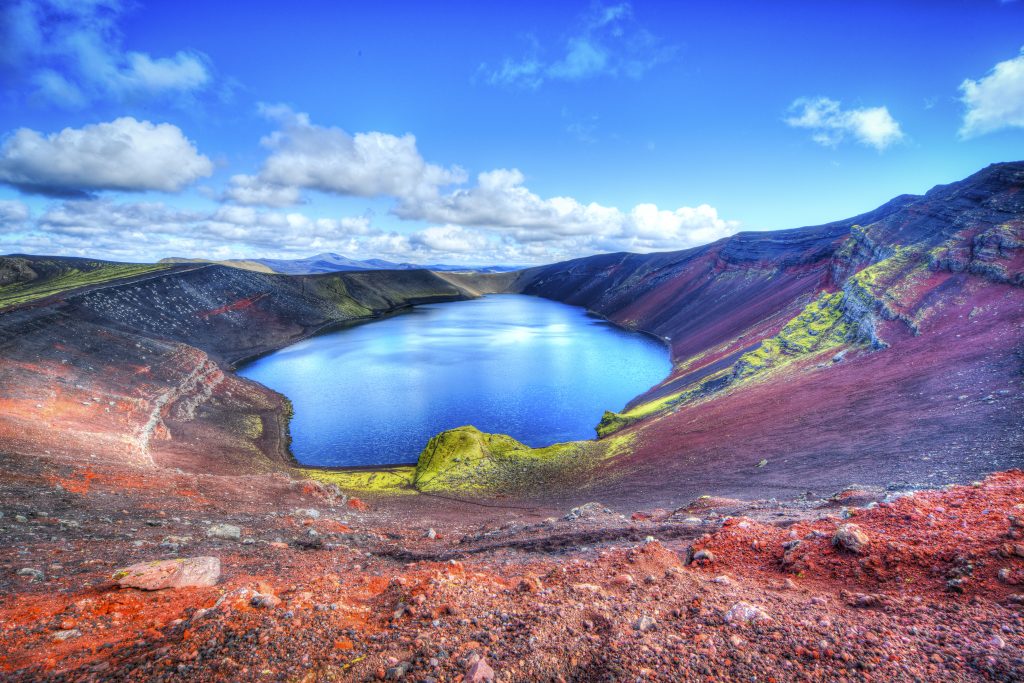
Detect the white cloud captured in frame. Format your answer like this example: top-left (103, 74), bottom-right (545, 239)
top-left (0, 0), bottom-right (211, 106)
top-left (959, 47), bottom-right (1024, 138)
top-left (394, 167), bottom-right (738, 252)
top-left (408, 225), bottom-right (491, 254)
top-left (221, 174), bottom-right (303, 207)
top-left (3, 190), bottom-right (738, 266)
top-left (223, 106), bottom-right (466, 206)
top-left (0, 199), bottom-right (30, 232)
top-left (222, 108), bottom-right (737, 260)
top-left (0, 117), bottom-right (213, 196)
top-left (786, 97), bottom-right (905, 151)
top-left (9, 199), bottom-right (378, 260)
top-left (482, 2), bottom-right (674, 89)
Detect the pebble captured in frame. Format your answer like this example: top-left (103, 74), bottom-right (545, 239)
top-left (465, 657), bottom-right (495, 682)
top-left (724, 602), bottom-right (769, 625)
top-left (206, 523), bottom-right (242, 541)
top-left (51, 629), bottom-right (81, 641)
top-left (634, 615), bottom-right (657, 632)
top-left (16, 568), bottom-right (44, 581)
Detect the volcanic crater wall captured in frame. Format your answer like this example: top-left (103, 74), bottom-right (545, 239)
top-left (501, 163), bottom-right (1024, 504)
top-left (1, 163), bottom-right (1022, 504)
top-left (0, 264), bottom-right (476, 474)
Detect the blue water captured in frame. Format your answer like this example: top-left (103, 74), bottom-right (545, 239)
top-left (237, 295), bottom-right (670, 467)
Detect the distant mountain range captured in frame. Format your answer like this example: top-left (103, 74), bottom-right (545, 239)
top-left (160, 253), bottom-right (523, 275)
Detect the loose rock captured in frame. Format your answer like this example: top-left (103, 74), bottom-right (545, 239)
top-left (112, 557), bottom-right (221, 590)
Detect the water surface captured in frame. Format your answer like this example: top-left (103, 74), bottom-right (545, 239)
top-left (238, 295), bottom-right (670, 467)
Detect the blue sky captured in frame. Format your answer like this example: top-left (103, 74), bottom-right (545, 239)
top-left (0, 0), bottom-right (1022, 265)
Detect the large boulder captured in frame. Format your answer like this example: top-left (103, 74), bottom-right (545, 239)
top-left (113, 557), bottom-right (221, 590)
top-left (832, 523), bottom-right (871, 554)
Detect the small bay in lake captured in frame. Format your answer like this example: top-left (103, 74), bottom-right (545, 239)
top-left (237, 295), bottom-right (670, 467)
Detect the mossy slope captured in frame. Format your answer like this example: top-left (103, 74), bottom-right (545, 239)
top-left (598, 291), bottom-right (859, 437)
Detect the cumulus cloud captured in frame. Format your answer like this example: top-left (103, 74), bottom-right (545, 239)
top-left (2, 189), bottom-right (738, 266)
top-left (4, 198), bottom-right (536, 265)
top-left (0, 117), bottom-right (213, 196)
top-left (223, 106), bottom-right (466, 206)
top-left (408, 225), bottom-right (491, 254)
top-left (0, 0), bottom-right (211, 106)
top-left (786, 97), bottom-right (905, 151)
top-left (394, 167), bottom-right (738, 252)
top-left (0, 199), bottom-right (30, 232)
top-left (221, 107), bottom-right (736, 259)
top-left (959, 47), bottom-right (1024, 138)
top-left (481, 2), bottom-right (674, 89)
top-left (6, 199), bottom-right (379, 260)
top-left (221, 174), bottom-right (303, 207)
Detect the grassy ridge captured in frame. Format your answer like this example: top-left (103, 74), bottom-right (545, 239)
top-left (0, 262), bottom-right (169, 308)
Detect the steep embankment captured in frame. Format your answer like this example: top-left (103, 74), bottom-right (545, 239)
top-left (0, 264), bottom-right (476, 474)
top-left (506, 162), bottom-right (1024, 505)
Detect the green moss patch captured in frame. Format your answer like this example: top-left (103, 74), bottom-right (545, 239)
top-left (0, 263), bottom-right (169, 308)
top-left (300, 466), bottom-right (418, 494)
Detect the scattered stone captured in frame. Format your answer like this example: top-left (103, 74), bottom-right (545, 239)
top-left (692, 549), bottom-right (715, 563)
top-left (251, 593), bottom-right (281, 609)
top-left (843, 591), bottom-right (887, 608)
top-left (113, 557), bottom-right (221, 590)
top-left (564, 502), bottom-right (612, 521)
top-left (832, 523), bottom-right (870, 554)
top-left (1009, 515), bottom-right (1024, 539)
top-left (347, 498), bottom-right (369, 511)
top-left (160, 535), bottom-right (191, 552)
top-left (425, 528), bottom-right (437, 540)
top-left (16, 568), bottom-right (44, 581)
top-left (711, 575), bottom-right (731, 585)
top-left (518, 576), bottom-right (542, 593)
top-left (634, 615), bottom-right (657, 632)
top-left (294, 508), bottom-right (320, 520)
top-left (52, 629), bottom-right (81, 641)
top-left (611, 573), bottom-right (635, 587)
top-left (386, 661), bottom-right (410, 680)
top-left (724, 602), bottom-right (769, 625)
top-left (756, 459), bottom-right (768, 468)
top-left (465, 657), bottom-right (495, 682)
top-left (206, 523), bottom-right (241, 541)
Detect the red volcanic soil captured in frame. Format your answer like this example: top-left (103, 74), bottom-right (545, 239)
top-left (585, 275), bottom-right (1024, 509)
top-left (3, 449), bottom-right (1024, 681)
